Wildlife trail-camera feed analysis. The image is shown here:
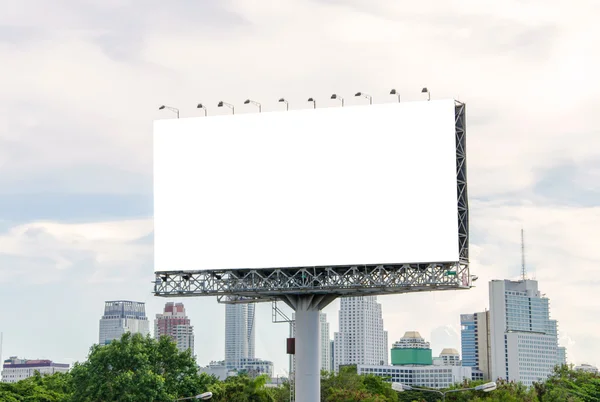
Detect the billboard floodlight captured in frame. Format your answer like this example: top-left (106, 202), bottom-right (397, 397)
top-left (330, 94), bottom-right (344, 107)
top-left (278, 98), bottom-right (289, 111)
top-left (390, 89), bottom-right (400, 102)
top-left (217, 101), bottom-right (234, 114)
top-left (421, 87), bottom-right (430, 101)
top-left (158, 105), bottom-right (179, 118)
top-left (307, 98), bottom-right (316, 109)
top-left (355, 92), bottom-right (372, 104)
top-left (244, 99), bottom-right (261, 113)
top-left (196, 103), bottom-right (207, 116)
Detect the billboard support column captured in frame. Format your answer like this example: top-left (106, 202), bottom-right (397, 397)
top-left (282, 294), bottom-right (337, 402)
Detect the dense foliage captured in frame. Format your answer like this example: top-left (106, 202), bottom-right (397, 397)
top-left (1, 334), bottom-right (598, 401)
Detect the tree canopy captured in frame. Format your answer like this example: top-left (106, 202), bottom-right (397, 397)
top-left (0, 335), bottom-right (598, 402)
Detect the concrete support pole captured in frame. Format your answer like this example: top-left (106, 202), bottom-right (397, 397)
top-left (294, 298), bottom-right (321, 402)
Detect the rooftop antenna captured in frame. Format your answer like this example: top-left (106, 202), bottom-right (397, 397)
top-left (521, 228), bottom-right (527, 280)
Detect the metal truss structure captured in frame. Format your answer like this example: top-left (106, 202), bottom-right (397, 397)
top-left (154, 261), bottom-right (470, 303)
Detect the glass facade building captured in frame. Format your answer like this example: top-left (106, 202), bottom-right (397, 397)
top-left (489, 280), bottom-right (564, 386)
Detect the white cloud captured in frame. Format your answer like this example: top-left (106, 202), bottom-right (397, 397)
top-left (0, 219), bottom-right (152, 283)
top-left (0, 0), bottom-right (598, 375)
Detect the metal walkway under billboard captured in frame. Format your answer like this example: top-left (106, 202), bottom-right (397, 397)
top-left (153, 101), bottom-right (469, 402)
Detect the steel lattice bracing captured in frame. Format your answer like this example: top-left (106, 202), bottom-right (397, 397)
top-left (153, 262), bottom-right (470, 302)
top-left (455, 101), bottom-right (469, 263)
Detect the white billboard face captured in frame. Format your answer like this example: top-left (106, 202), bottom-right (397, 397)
top-left (154, 100), bottom-right (459, 272)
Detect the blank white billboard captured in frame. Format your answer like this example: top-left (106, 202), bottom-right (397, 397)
top-left (153, 100), bottom-right (459, 272)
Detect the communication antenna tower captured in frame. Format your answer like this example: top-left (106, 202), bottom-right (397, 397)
top-left (521, 228), bottom-right (527, 280)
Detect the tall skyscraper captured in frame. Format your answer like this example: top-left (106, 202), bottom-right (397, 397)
top-left (154, 302), bottom-right (195, 355)
top-left (247, 304), bottom-right (255, 359)
top-left (320, 313), bottom-right (331, 372)
top-left (489, 279), bottom-right (564, 386)
top-left (460, 311), bottom-right (491, 379)
top-left (224, 303), bottom-right (255, 370)
top-left (334, 296), bottom-right (388, 372)
top-left (99, 301), bottom-right (150, 345)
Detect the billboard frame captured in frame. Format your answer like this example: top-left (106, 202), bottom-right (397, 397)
top-left (153, 100), bottom-right (470, 300)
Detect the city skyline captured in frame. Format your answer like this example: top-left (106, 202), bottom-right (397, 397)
top-left (1, 0), bottom-right (598, 378)
top-left (0, 275), bottom-right (590, 378)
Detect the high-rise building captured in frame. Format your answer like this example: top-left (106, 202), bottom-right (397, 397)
top-left (224, 303), bottom-right (255, 371)
top-left (460, 311), bottom-right (491, 379)
top-left (1, 357), bottom-right (70, 383)
top-left (99, 300), bottom-right (149, 345)
top-left (154, 302), bottom-right (195, 355)
top-left (333, 296), bottom-right (388, 372)
top-left (247, 304), bottom-right (256, 359)
top-left (330, 340), bottom-right (335, 372)
top-left (489, 279), bottom-right (563, 386)
top-left (320, 313), bottom-right (331, 372)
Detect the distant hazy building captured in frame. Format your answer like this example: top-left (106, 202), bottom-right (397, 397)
top-left (557, 346), bottom-right (567, 366)
top-left (437, 348), bottom-right (461, 366)
top-left (204, 357), bottom-right (273, 379)
top-left (460, 311), bottom-right (492, 379)
top-left (99, 300), bottom-right (150, 345)
top-left (1, 357), bottom-right (69, 383)
top-left (155, 302), bottom-right (195, 355)
top-left (489, 279), bottom-right (564, 386)
top-left (334, 296), bottom-right (388, 372)
top-left (198, 361), bottom-right (233, 380)
top-left (575, 364), bottom-right (598, 374)
top-left (238, 357), bottom-right (274, 377)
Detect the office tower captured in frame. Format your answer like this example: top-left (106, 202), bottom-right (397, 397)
top-left (247, 304), bottom-right (255, 359)
top-left (1, 357), bottom-right (69, 383)
top-left (333, 296), bottom-right (388, 372)
top-left (99, 300), bottom-right (150, 345)
top-left (154, 302), bottom-right (195, 355)
top-left (489, 279), bottom-right (562, 386)
top-left (460, 311), bottom-right (491, 379)
top-left (330, 340), bottom-right (335, 372)
top-left (224, 303), bottom-right (256, 370)
top-left (320, 313), bottom-right (331, 372)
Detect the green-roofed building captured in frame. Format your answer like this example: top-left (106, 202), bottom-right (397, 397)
top-left (390, 331), bottom-right (433, 366)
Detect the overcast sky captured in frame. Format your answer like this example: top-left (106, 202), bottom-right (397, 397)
top-left (1, 0), bottom-right (599, 376)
